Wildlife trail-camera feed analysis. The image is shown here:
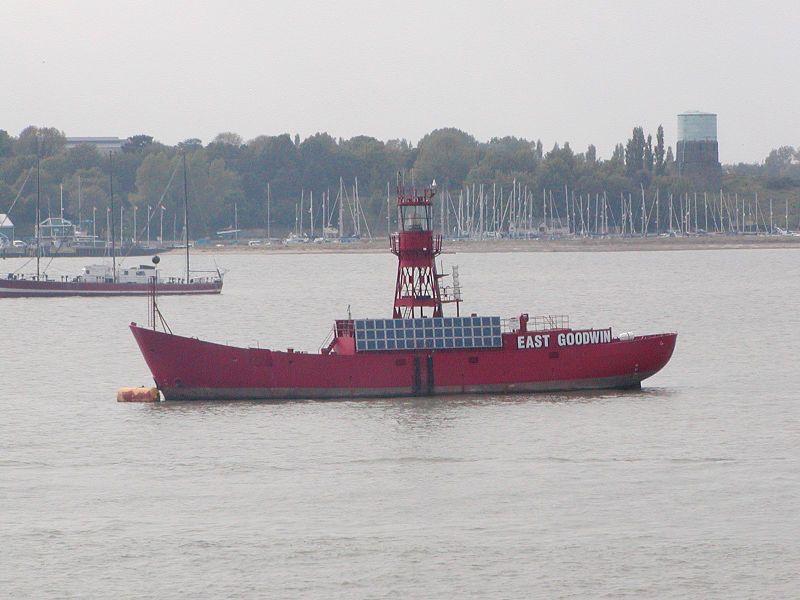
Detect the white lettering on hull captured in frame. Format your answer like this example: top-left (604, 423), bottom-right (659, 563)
top-left (516, 334), bottom-right (551, 349)
top-left (517, 329), bottom-right (612, 349)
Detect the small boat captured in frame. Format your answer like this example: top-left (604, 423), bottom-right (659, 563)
top-left (0, 261), bottom-right (222, 297)
top-left (130, 185), bottom-right (676, 401)
top-left (1, 154), bottom-right (223, 298)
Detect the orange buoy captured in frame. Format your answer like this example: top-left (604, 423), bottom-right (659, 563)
top-left (116, 387), bottom-right (160, 402)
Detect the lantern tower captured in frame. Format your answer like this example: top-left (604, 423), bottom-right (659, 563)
top-left (390, 185), bottom-right (449, 319)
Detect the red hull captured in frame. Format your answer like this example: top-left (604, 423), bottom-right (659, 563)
top-left (0, 278), bottom-right (222, 297)
top-left (130, 324), bottom-right (676, 401)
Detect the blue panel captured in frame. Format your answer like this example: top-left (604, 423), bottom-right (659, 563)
top-left (353, 316), bottom-right (502, 351)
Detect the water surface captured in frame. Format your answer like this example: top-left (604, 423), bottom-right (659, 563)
top-left (2, 249), bottom-right (798, 598)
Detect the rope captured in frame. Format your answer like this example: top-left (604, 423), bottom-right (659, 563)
top-left (1, 166), bottom-right (34, 227)
top-left (118, 157), bottom-right (181, 268)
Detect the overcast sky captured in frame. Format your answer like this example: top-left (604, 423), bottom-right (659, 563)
top-left (3, 0), bottom-right (798, 163)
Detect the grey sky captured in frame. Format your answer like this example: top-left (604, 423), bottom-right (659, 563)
top-left (4, 0), bottom-right (798, 163)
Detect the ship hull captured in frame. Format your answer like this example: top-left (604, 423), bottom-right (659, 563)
top-left (130, 324), bottom-right (676, 401)
top-left (0, 279), bottom-right (222, 298)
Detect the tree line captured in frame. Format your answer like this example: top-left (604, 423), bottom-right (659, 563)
top-left (1, 125), bottom-right (798, 239)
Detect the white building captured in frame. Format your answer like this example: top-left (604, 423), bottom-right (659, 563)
top-left (65, 137), bottom-right (125, 154)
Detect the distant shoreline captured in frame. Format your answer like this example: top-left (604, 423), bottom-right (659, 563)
top-left (193, 235), bottom-right (800, 254)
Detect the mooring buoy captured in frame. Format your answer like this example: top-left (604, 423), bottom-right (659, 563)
top-left (116, 387), bottom-right (160, 402)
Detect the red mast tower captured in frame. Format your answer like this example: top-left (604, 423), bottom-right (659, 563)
top-left (390, 184), bottom-right (459, 319)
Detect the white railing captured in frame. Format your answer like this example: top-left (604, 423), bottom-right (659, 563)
top-left (503, 314), bottom-right (570, 332)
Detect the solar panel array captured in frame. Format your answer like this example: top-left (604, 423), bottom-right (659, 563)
top-left (354, 316), bottom-right (502, 352)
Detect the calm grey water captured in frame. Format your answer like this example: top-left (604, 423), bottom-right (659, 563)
top-left (2, 249), bottom-right (798, 599)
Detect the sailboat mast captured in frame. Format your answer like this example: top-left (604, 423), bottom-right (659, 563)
top-left (338, 177), bottom-right (344, 239)
top-left (183, 153), bottom-right (190, 283)
top-left (36, 156), bottom-right (40, 279)
top-left (109, 152), bottom-right (116, 281)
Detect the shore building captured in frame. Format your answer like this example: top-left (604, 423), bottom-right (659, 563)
top-left (676, 111), bottom-right (721, 189)
top-left (65, 137), bottom-right (125, 154)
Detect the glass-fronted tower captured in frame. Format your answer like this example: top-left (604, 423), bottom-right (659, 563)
top-left (676, 111), bottom-right (721, 188)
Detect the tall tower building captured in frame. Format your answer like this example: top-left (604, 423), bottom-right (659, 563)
top-left (676, 111), bottom-right (721, 189)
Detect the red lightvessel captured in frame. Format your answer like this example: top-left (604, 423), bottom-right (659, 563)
top-left (130, 186), bottom-right (676, 401)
